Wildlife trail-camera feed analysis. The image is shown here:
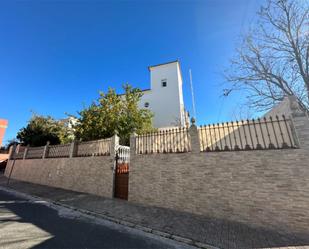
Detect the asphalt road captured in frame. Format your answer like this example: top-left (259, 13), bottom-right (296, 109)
top-left (0, 189), bottom-right (195, 249)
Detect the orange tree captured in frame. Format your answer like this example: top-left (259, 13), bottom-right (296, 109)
top-left (74, 84), bottom-right (155, 145)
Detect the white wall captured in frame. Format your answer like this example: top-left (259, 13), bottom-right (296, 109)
top-left (138, 61), bottom-right (185, 128)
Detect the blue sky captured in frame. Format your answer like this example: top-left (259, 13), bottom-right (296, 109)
top-left (0, 0), bottom-right (262, 144)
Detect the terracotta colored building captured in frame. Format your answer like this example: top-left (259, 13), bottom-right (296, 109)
top-left (0, 119), bottom-right (8, 147)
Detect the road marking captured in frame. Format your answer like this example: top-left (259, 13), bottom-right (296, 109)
top-left (0, 200), bottom-right (48, 204)
top-left (0, 214), bottom-right (20, 219)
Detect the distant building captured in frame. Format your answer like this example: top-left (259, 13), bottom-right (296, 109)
top-left (122, 60), bottom-right (189, 128)
top-left (0, 119), bottom-right (8, 147)
top-left (59, 117), bottom-right (78, 141)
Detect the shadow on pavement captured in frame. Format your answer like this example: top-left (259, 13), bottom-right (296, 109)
top-left (0, 191), bottom-right (182, 249)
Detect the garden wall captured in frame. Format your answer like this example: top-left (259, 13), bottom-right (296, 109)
top-left (4, 137), bottom-right (117, 198)
top-left (129, 96), bottom-right (309, 236)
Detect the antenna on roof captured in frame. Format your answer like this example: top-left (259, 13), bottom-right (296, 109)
top-left (189, 69), bottom-right (197, 120)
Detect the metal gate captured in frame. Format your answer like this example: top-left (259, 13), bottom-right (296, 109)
top-left (114, 145), bottom-right (130, 200)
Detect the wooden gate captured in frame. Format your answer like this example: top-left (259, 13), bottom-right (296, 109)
top-left (114, 146), bottom-right (130, 200)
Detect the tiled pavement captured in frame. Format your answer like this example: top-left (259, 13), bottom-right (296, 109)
top-left (0, 175), bottom-right (308, 249)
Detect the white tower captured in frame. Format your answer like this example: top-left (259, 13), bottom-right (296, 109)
top-left (139, 60), bottom-right (187, 128)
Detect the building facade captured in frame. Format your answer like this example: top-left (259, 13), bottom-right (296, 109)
top-left (0, 119), bottom-right (8, 147)
top-left (137, 60), bottom-right (188, 128)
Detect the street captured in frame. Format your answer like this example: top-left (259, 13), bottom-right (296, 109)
top-left (0, 189), bottom-right (195, 249)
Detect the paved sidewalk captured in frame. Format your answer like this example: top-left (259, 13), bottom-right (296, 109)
top-left (1, 175), bottom-right (308, 249)
top-left (0, 189), bottom-right (196, 249)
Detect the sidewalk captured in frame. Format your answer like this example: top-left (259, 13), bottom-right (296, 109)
top-left (1, 174), bottom-right (308, 249)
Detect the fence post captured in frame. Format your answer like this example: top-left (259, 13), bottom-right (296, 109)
top-left (69, 141), bottom-right (78, 158)
top-left (189, 118), bottom-right (200, 153)
top-left (8, 145), bottom-right (16, 160)
top-left (6, 144), bottom-right (19, 185)
top-left (110, 134), bottom-right (119, 159)
top-left (130, 133), bottom-right (137, 157)
top-left (288, 95), bottom-right (309, 148)
top-left (23, 145), bottom-right (29, 160)
top-left (15, 144), bottom-right (21, 156)
top-left (42, 141), bottom-right (50, 159)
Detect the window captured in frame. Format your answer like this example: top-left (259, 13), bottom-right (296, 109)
top-left (144, 102), bottom-right (149, 108)
top-left (161, 80), bottom-right (167, 87)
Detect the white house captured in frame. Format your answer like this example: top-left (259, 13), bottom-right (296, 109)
top-left (136, 60), bottom-right (188, 128)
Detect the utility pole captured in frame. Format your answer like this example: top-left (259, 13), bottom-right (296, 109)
top-left (189, 69), bottom-right (197, 120)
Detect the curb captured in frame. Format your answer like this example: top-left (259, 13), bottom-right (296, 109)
top-left (0, 185), bottom-right (219, 249)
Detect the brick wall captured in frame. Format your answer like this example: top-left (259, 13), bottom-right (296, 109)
top-left (0, 119), bottom-right (8, 147)
top-left (4, 136), bottom-right (119, 198)
top-left (5, 156), bottom-right (115, 198)
top-left (129, 96), bottom-right (309, 235)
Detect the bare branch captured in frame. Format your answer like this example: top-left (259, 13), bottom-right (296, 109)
top-left (225, 0), bottom-right (309, 113)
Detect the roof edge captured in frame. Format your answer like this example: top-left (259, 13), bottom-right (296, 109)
top-left (148, 60), bottom-right (179, 71)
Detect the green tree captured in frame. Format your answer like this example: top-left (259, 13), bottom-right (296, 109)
top-left (17, 115), bottom-right (72, 146)
top-left (74, 84), bottom-right (155, 145)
